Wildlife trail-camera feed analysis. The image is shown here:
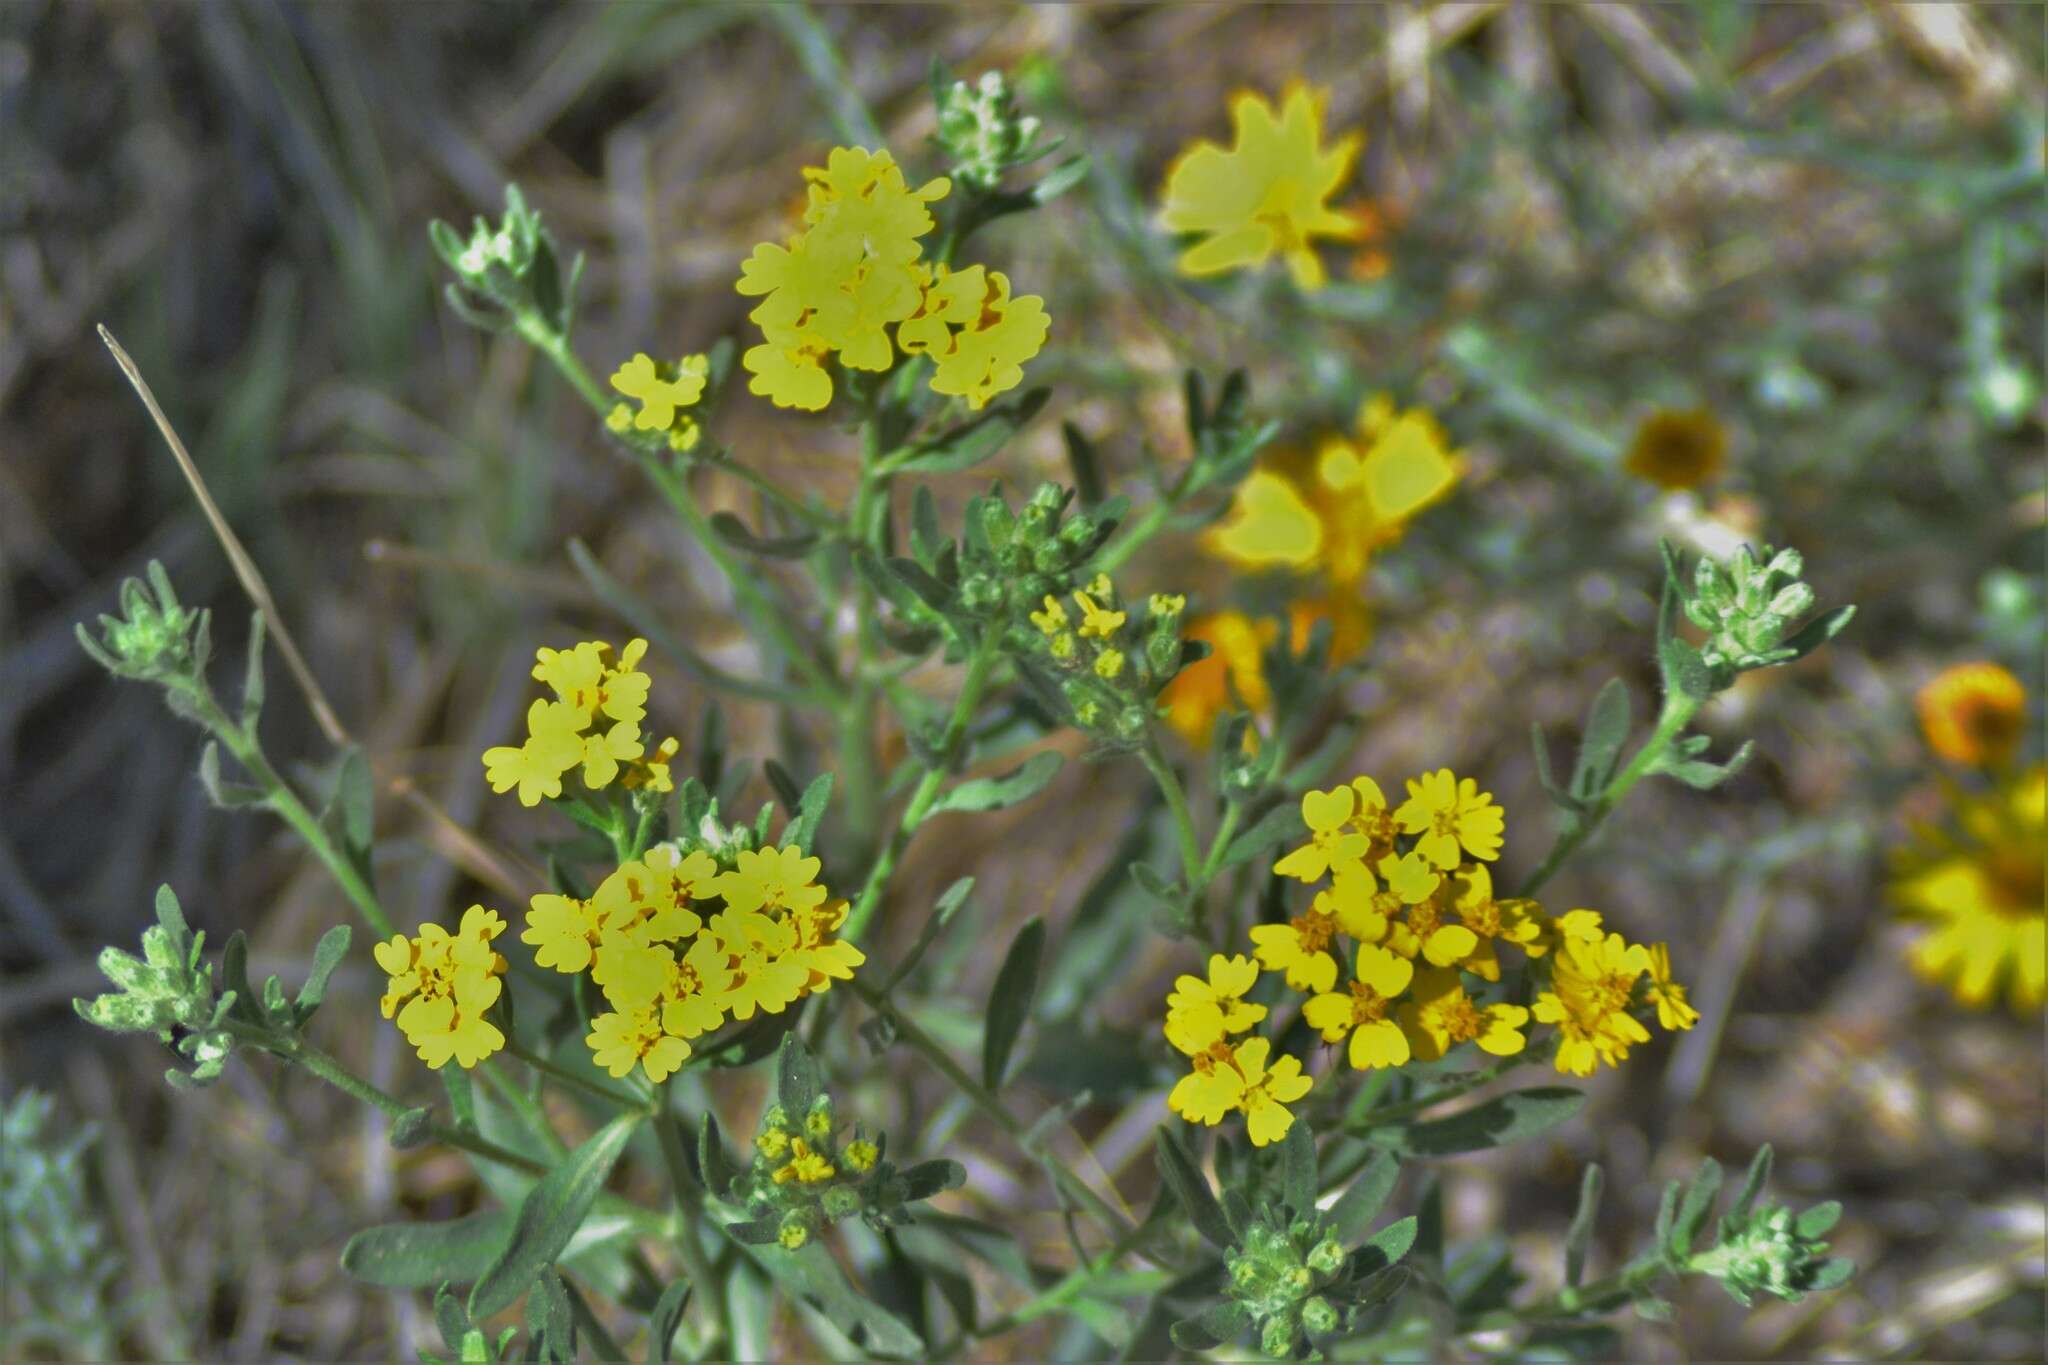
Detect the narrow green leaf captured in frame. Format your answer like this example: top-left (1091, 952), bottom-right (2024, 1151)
top-left (748, 1241), bottom-right (924, 1356)
top-left (240, 610), bottom-right (267, 727)
top-left (469, 1113), bottom-right (640, 1318)
top-left (650, 1280), bottom-right (691, 1363)
top-left (1362, 1215), bottom-right (1419, 1270)
top-left (335, 748), bottom-right (374, 856)
top-left (1220, 1188), bottom-right (1252, 1241)
top-left (390, 1107), bottom-right (434, 1150)
top-left (1570, 679), bottom-right (1632, 797)
top-left (777, 1034), bottom-right (820, 1117)
top-left (890, 387), bottom-right (1049, 474)
top-left (1169, 1300), bottom-right (1249, 1351)
top-left (526, 1269), bottom-right (575, 1363)
top-left (885, 556), bottom-right (955, 617)
top-left (432, 1284), bottom-right (470, 1356)
top-left (1806, 1257), bottom-right (1855, 1291)
top-left (1778, 604), bottom-right (1856, 662)
top-left (1217, 803), bottom-right (1303, 871)
top-left (441, 1068), bottom-right (477, 1132)
top-left (1725, 1144), bottom-right (1773, 1230)
top-left (699, 1111), bottom-right (738, 1198)
top-left (343, 1210), bottom-right (514, 1288)
top-left (294, 925), bottom-right (352, 1018)
top-left (982, 918), bottom-right (1045, 1090)
top-left (708, 510), bottom-right (818, 559)
top-left (762, 760), bottom-right (804, 821)
top-left (899, 1159), bottom-right (967, 1202)
top-left (929, 751), bottom-right (1063, 816)
top-left (1794, 1200), bottom-right (1842, 1239)
top-left (1564, 1164), bottom-right (1603, 1287)
top-left (1062, 422), bottom-right (1105, 506)
top-left (884, 877), bottom-right (974, 992)
top-left (1325, 1151), bottom-right (1400, 1243)
top-left (1658, 634), bottom-right (1717, 701)
top-left (1153, 1126), bottom-right (1232, 1249)
top-left (1652, 1178), bottom-right (1681, 1261)
top-left (1279, 1121), bottom-right (1317, 1218)
top-left (1031, 154), bottom-right (1091, 205)
top-left (1359, 1087), bottom-right (1585, 1155)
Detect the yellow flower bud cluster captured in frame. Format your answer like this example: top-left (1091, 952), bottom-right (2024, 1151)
top-left (607, 352), bottom-right (709, 452)
top-left (736, 146), bottom-right (1048, 412)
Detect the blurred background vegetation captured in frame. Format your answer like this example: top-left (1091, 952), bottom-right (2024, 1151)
top-left (2, 2), bottom-right (2041, 1359)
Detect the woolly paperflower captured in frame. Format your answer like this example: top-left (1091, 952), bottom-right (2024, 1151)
top-left (1273, 784), bottom-right (1371, 883)
top-left (609, 353), bottom-right (708, 433)
top-left (374, 907), bottom-right (508, 1070)
top-left (481, 699), bottom-right (585, 807)
top-left (924, 268), bottom-right (1050, 411)
top-left (1160, 610), bottom-right (1277, 746)
top-left (1249, 903), bottom-right (1344, 994)
top-left (1159, 83), bottom-right (1362, 290)
top-left (1234, 1036), bottom-right (1314, 1147)
top-left (1644, 942), bottom-right (1700, 1032)
top-left (1169, 1039), bottom-right (1247, 1126)
top-left (1395, 768), bottom-right (1505, 869)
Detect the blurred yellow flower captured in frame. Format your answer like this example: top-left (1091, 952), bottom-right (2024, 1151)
top-left (1916, 662), bottom-right (2026, 769)
top-left (1644, 942), bottom-right (1700, 1032)
top-left (1624, 407), bottom-right (1727, 490)
top-left (609, 353), bottom-right (708, 434)
top-left (482, 699), bottom-right (586, 807)
top-left (1159, 83), bottom-right (1363, 290)
top-left (773, 1138), bottom-right (837, 1186)
top-left (924, 268), bottom-right (1050, 411)
top-left (1891, 765), bottom-right (2045, 1012)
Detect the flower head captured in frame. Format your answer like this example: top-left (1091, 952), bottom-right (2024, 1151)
top-left (587, 1007), bottom-right (691, 1082)
top-left (1532, 932), bottom-right (1652, 1076)
top-left (1644, 942), bottom-right (1700, 1032)
top-left (1916, 662), bottom-right (2026, 769)
top-left (1303, 944), bottom-right (1414, 1070)
top-left (609, 353), bottom-right (708, 434)
top-left (1891, 765), bottom-right (2045, 1012)
top-left (1164, 953), bottom-right (1267, 1054)
top-left (374, 907), bottom-right (509, 1069)
top-left (1394, 768), bottom-right (1504, 869)
top-left (1624, 407), bottom-right (1728, 490)
top-left (1398, 968), bottom-right (1527, 1063)
top-left (1160, 83), bottom-right (1362, 290)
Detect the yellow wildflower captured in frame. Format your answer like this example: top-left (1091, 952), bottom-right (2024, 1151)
top-left (1644, 943), bottom-right (1700, 1032)
top-left (590, 931), bottom-right (673, 1013)
top-left (773, 1138), bottom-right (837, 1186)
top-left (1030, 594), bottom-right (1069, 636)
top-left (741, 331), bottom-right (835, 412)
top-left (622, 735), bottom-right (680, 793)
top-left (587, 1007), bottom-right (690, 1083)
top-left (1159, 82), bottom-right (1362, 290)
top-left (660, 935), bottom-right (735, 1040)
top-left (1383, 878), bottom-right (1478, 969)
top-left (714, 845), bottom-right (828, 916)
top-left (924, 268), bottom-right (1050, 411)
top-left (1624, 407), bottom-right (1727, 491)
top-left (1273, 784), bottom-right (1371, 883)
top-left (373, 906), bottom-right (509, 1070)
top-left (843, 1139), bottom-right (879, 1173)
top-left (1395, 768), bottom-right (1505, 869)
top-left (532, 639), bottom-right (651, 727)
top-left (1234, 1036), bottom-right (1314, 1147)
top-left (1303, 944), bottom-right (1413, 1071)
top-left (1249, 902), bottom-right (1344, 993)
top-left (1399, 968), bottom-right (1528, 1063)
top-left (708, 909), bottom-right (809, 1020)
top-left (1205, 469), bottom-right (1323, 571)
top-left (1160, 612), bottom-right (1275, 746)
top-left (522, 889), bottom-right (606, 974)
top-left (1533, 932), bottom-right (1652, 1077)
top-left (609, 353), bottom-right (708, 433)
top-left (1073, 588), bottom-right (1126, 640)
top-left (1168, 1039), bottom-right (1246, 1126)
top-left (481, 699), bottom-right (585, 807)
top-left (1164, 953), bottom-right (1267, 1054)
top-left (789, 898), bottom-right (866, 995)
top-left (1093, 649), bottom-right (1126, 680)
top-left (1891, 765), bottom-right (2045, 1012)
top-left (1916, 662), bottom-right (2027, 769)
top-left (1442, 863), bottom-right (1544, 982)
top-left (802, 147), bottom-right (950, 264)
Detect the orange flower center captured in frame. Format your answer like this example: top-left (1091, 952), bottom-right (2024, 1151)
top-left (1345, 979), bottom-right (1392, 1025)
top-left (1290, 909), bottom-right (1338, 956)
top-left (1435, 995), bottom-right (1486, 1043)
top-left (1988, 847), bottom-right (2045, 918)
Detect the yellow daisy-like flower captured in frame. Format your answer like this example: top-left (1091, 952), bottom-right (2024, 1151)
top-left (1273, 784), bottom-right (1371, 883)
top-left (1303, 944), bottom-right (1414, 1071)
top-left (533, 639), bottom-right (651, 727)
top-left (622, 735), bottom-right (680, 793)
top-left (708, 909), bottom-right (810, 1020)
top-left (1441, 864), bottom-right (1544, 983)
top-left (1164, 953), bottom-right (1268, 1054)
top-left (1623, 407), bottom-right (1728, 491)
top-left (609, 353), bottom-right (708, 433)
top-left (598, 846), bottom-right (716, 943)
top-left (1234, 1036), bottom-right (1314, 1147)
top-left (522, 889), bottom-right (606, 974)
top-left (1395, 768), bottom-right (1505, 870)
top-left (590, 931), bottom-right (674, 1014)
top-left (587, 1006), bottom-right (691, 1083)
top-left (1523, 906), bottom-right (1607, 959)
top-left (789, 898), bottom-right (866, 995)
top-left (1249, 902), bottom-right (1344, 994)
top-left (660, 936), bottom-right (735, 1040)
top-left (373, 906), bottom-right (509, 1070)
top-left (1916, 662), bottom-right (2027, 769)
top-left (741, 331), bottom-right (835, 412)
top-left (802, 146), bottom-right (950, 265)
top-left (1533, 932), bottom-right (1652, 1077)
top-left (1383, 878), bottom-right (1478, 969)
top-left (1399, 968), bottom-right (1528, 1063)
top-left (481, 699), bottom-right (586, 807)
top-left (1891, 765), bottom-right (2045, 1012)
top-left (1159, 82), bottom-right (1362, 291)
top-left (1644, 942), bottom-right (1700, 1032)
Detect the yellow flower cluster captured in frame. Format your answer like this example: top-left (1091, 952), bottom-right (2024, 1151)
top-left (523, 842), bottom-right (864, 1083)
top-left (1163, 397), bottom-right (1462, 746)
top-left (607, 352), bottom-right (709, 452)
top-left (373, 906), bottom-right (510, 1070)
top-left (735, 146), bottom-right (1048, 412)
top-left (1159, 82), bottom-right (1363, 291)
top-left (481, 639), bottom-right (676, 807)
top-left (1916, 661), bottom-right (2026, 770)
top-left (1166, 770), bottom-right (1698, 1132)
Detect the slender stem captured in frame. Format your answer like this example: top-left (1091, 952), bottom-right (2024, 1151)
top-left (848, 978), bottom-right (1136, 1240)
top-left (842, 632), bottom-right (1003, 942)
top-left (1138, 739), bottom-right (1204, 887)
top-left (562, 1278), bottom-right (631, 1363)
top-left (1089, 496), bottom-right (1175, 576)
top-left (654, 1095), bottom-right (732, 1354)
top-left (518, 316), bottom-right (613, 417)
top-left (1459, 1253), bottom-right (1670, 1334)
top-left (929, 1216), bottom-right (1165, 1357)
top-left (503, 1036), bottom-right (648, 1113)
top-left (1515, 692), bottom-right (1700, 900)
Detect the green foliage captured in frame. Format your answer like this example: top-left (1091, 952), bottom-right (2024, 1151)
top-left (429, 184), bottom-right (583, 340)
top-left (72, 885), bottom-right (240, 1088)
top-left (0, 1092), bottom-right (122, 1360)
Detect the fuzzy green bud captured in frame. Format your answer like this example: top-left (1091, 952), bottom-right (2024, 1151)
top-left (935, 70), bottom-right (1048, 191)
top-left (805, 1097), bottom-right (834, 1141)
top-left (821, 1186), bottom-right (862, 1221)
top-left (1300, 1295), bottom-right (1338, 1334)
top-left (79, 562), bottom-right (209, 685)
top-left (1259, 1316), bottom-right (1296, 1358)
top-left (777, 1210), bottom-right (814, 1250)
top-left (1305, 1237), bottom-right (1345, 1276)
top-left (1032, 541), bottom-right (1069, 575)
top-left (959, 575), bottom-right (1002, 615)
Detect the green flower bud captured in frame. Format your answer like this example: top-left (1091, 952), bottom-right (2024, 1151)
top-left (821, 1186), bottom-right (862, 1221)
top-left (935, 70), bottom-right (1048, 191)
top-left (805, 1096), bottom-right (834, 1141)
top-left (1032, 541), bottom-right (1069, 575)
top-left (1260, 1316), bottom-right (1296, 1358)
top-left (1300, 1295), bottom-right (1338, 1334)
top-left (1305, 1238), bottom-right (1345, 1276)
top-left (79, 562), bottom-right (210, 685)
top-left (959, 575), bottom-right (1002, 614)
top-left (777, 1210), bottom-right (814, 1250)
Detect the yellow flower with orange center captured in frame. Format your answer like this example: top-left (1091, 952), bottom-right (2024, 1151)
top-left (1916, 662), bottom-right (2026, 769)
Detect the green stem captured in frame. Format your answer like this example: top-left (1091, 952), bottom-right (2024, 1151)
top-left (1138, 738), bottom-right (1204, 887)
top-left (1515, 692), bottom-right (1700, 900)
top-left (502, 1036), bottom-right (648, 1113)
top-left (1460, 1253), bottom-right (1670, 1333)
top-left (1089, 496), bottom-right (1175, 576)
top-left (654, 1095), bottom-right (732, 1354)
top-left (929, 1216), bottom-right (1165, 1358)
top-left (848, 977), bottom-right (1136, 1240)
top-left (842, 632), bottom-right (1003, 943)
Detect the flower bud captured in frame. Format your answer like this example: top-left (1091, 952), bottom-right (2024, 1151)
top-left (1305, 1238), bottom-right (1345, 1275)
top-left (1300, 1295), bottom-right (1338, 1334)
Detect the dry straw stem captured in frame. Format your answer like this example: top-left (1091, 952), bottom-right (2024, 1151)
top-left (97, 324), bottom-right (536, 903)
